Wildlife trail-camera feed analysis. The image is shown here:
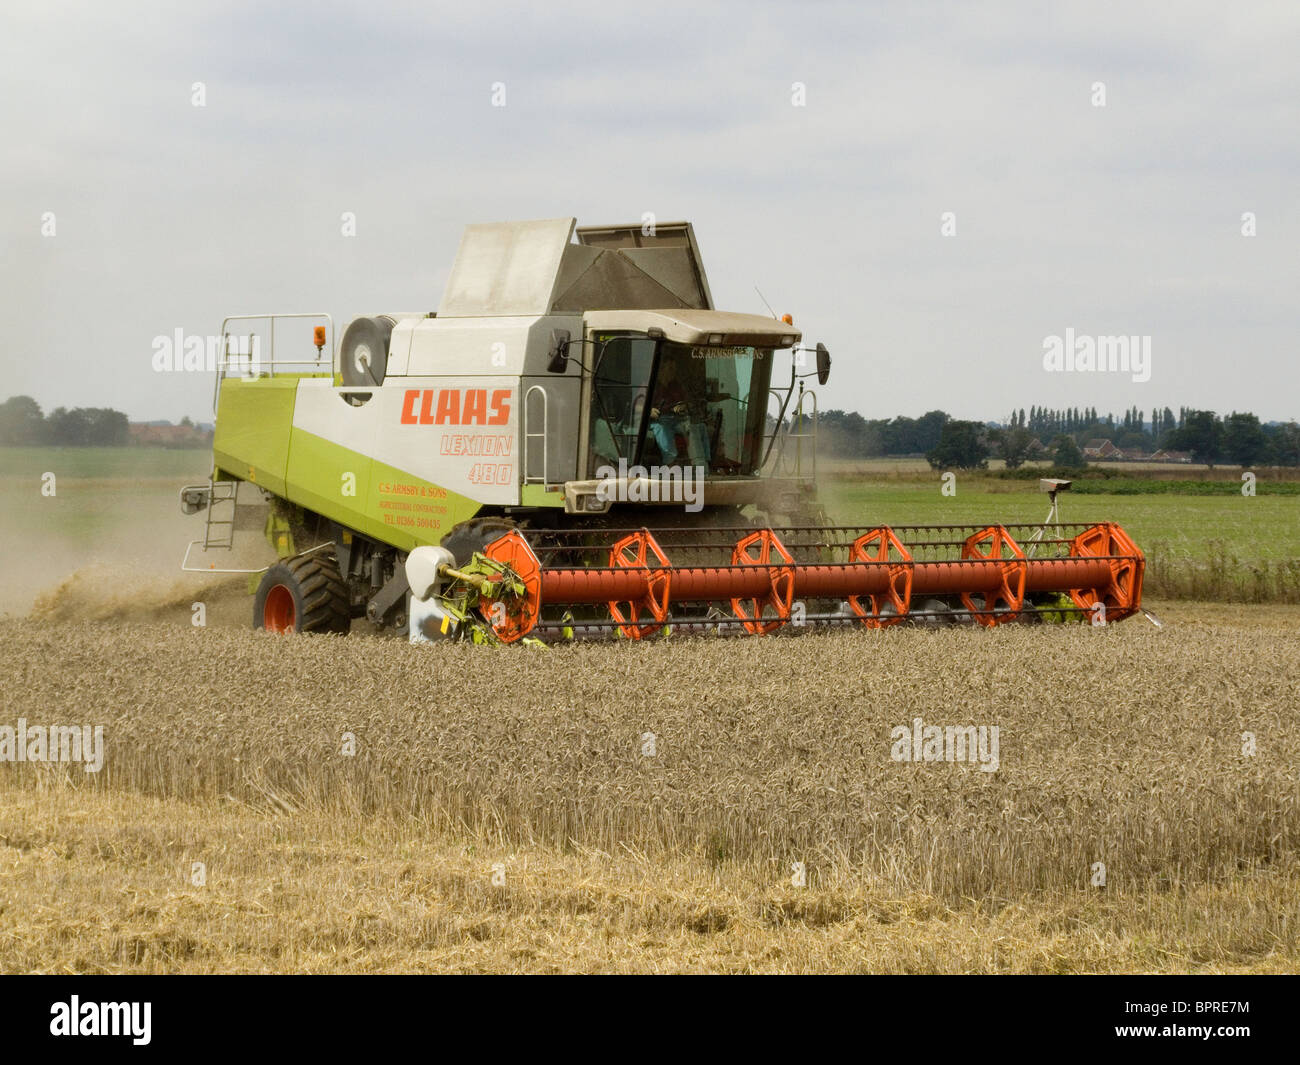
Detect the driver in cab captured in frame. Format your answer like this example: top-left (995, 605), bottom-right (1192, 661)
top-left (648, 358), bottom-right (711, 467)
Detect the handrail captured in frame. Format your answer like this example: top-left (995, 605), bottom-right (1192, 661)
top-left (762, 387), bottom-right (818, 479)
top-left (793, 387), bottom-right (818, 481)
top-left (523, 385), bottom-right (549, 485)
top-left (762, 388), bottom-right (789, 471)
top-left (212, 312), bottom-right (335, 414)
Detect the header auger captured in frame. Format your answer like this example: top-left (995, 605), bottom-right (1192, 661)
top-left (180, 216), bottom-right (1145, 641)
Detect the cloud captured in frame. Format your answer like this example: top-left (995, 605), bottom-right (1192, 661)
top-left (0, 0), bottom-right (1296, 422)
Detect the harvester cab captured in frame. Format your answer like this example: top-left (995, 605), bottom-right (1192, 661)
top-left (182, 216), bottom-right (1144, 643)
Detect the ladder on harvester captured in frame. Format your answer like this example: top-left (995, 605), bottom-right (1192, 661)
top-left (200, 479), bottom-right (238, 549)
top-left (180, 479), bottom-right (262, 572)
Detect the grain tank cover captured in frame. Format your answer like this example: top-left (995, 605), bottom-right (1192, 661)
top-left (436, 217), bottom-right (715, 317)
top-left (438, 217), bottom-right (577, 318)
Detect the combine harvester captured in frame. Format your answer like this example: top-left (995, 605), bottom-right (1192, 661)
top-left (181, 218), bottom-right (1144, 642)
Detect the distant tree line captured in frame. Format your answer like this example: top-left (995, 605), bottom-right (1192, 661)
top-left (996, 407), bottom-right (1298, 468)
top-left (0, 395), bottom-right (129, 446)
top-left (819, 405), bottom-right (1300, 470)
top-left (816, 410), bottom-right (952, 459)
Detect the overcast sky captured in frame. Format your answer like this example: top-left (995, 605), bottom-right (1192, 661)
top-left (2, 0), bottom-right (1296, 424)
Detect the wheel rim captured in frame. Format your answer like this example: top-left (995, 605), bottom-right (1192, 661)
top-left (263, 584), bottom-right (296, 633)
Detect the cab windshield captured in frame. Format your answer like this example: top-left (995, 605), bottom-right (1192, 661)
top-left (588, 335), bottom-right (772, 476)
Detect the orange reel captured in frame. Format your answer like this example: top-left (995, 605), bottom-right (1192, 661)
top-left (480, 531), bottom-right (543, 643)
top-left (960, 525), bottom-right (1027, 627)
top-left (731, 529), bottom-right (795, 635)
top-left (608, 529), bottom-right (673, 639)
top-left (848, 526), bottom-right (914, 627)
top-left (1068, 522), bottom-right (1144, 622)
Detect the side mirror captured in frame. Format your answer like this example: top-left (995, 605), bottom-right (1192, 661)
top-left (546, 328), bottom-right (571, 373)
top-left (815, 342), bottom-right (831, 386)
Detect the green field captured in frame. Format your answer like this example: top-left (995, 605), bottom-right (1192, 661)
top-left (0, 446), bottom-right (209, 479)
top-left (0, 448), bottom-right (209, 543)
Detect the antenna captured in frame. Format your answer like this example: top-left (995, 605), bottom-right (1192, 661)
top-left (754, 286), bottom-right (778, 319)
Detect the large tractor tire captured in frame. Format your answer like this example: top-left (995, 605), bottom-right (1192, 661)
top-left (440, 516), bottom-right (520, 566)
top-left (254, 553), bottom-right (351, 635)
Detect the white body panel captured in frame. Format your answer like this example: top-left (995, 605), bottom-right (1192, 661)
top-left (387, 319), bottom-right (415, 376)
top-left (292, 378), bottom-right (521, 506)
top-left (402, 316), bottom-right (538, 377)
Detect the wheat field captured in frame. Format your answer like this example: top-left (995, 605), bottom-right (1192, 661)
top-left (2, 603), bottom-right (1298, 972)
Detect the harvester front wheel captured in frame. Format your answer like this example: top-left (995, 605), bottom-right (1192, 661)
top-left (254, 553), bottom-right (351, 635)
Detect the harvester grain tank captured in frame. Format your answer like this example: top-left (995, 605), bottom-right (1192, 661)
top-left (181, 218), bottom-right (1144, 641)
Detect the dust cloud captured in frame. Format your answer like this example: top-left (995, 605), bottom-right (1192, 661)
top-left (1, 476), bottom-right (276, 628)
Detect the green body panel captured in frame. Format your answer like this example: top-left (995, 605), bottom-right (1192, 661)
top-left (212, 377), bottom-right (313, 496)
top-left (285, 428), bottom-right (480, 549)
top-left (283, 425), bottom-right (377, 538)
top-left (214, 377), bottom-right (486, 551)
top-left (366, 455), bottom-right (486, 548)
top-left (520, 484), bottom-right (565, 508)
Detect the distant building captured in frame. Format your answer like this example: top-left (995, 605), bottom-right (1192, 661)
top-left (128, 422), bottom-right (213, 447)
top-left (1083, 439), bottom-right (1121, 459)
top-left (1149, 449), bottom-right (1193, 463)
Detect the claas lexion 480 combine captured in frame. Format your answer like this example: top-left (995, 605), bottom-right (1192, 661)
top-left (181, 217), bottom-right (1144, 643)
